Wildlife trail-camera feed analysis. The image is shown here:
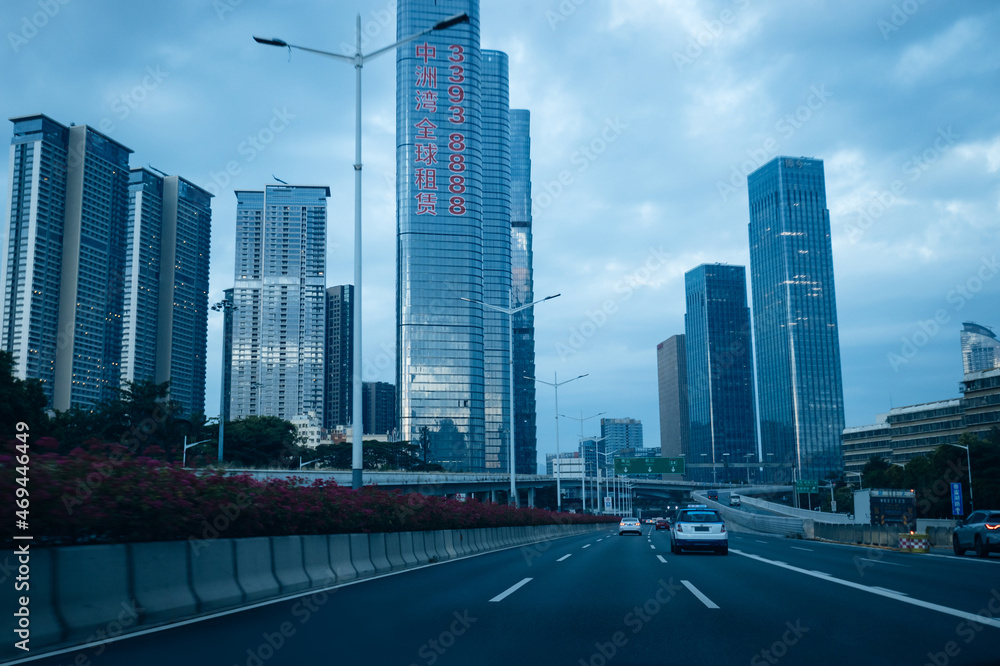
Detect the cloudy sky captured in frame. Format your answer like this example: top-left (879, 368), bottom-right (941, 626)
top-left (3, 0), bottom-right (998, 470)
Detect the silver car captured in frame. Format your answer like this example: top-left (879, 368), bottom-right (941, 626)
top-left (619, 518), bottom-right (642, 536)
top-left (952, 510), bottom-right (1000, 558)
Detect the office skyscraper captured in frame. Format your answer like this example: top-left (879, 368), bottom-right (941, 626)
top-left (481, 49), bottom-right (512, 471)
top-left (325, 284), bottom-right (354, 429)
top-left (961, 322), bottom-right (1000, 374)
top-left (396, 0), bottom-right (485, 471)
top-left (748, 156), bottom-right (845, 482)
top-left (684, 264), bottom-right (757, 484)
top-left (121, 168), bottom-right (212, 416)
top-left (601, 417), bottom-right (643, 455)
top-left (657, 334), bottom-right (689, 462)
top-left (229, 185), bottom-right (328, 422)
top-left (2, 114), bottom-right (131, 410)
top-left (363, 381), bottom-right (396, 436)
top-left (510, 109), bottom-right (537, 475)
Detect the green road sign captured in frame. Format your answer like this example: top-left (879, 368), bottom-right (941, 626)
top-left (614, 457), bottom-right (685, 475)
top-left (795, 480), bottom-right (819, 494)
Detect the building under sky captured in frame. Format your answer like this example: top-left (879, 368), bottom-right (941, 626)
top-left (656, 335), bottom-right (689, 465)
top-left (229, 185), bottom-right (328, 423)
top-left (396, 0), bottom-right (485, 471)
top-left (325, 284), bottom-right (353, 430)
top-left (961, 322), bottom-right (1000, 375)
top-left (2, 114), bottom-right (132, 411)
top-left (748, 156), bottom-right (845, 483)
top-left (684, 264), bottom-right (757, 484)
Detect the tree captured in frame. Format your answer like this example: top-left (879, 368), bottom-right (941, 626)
top-left (211, 415), bottom-right (305, 468)
top-left (0, 350), bottom-right (49, 440)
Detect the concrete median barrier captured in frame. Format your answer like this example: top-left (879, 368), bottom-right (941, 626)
top-left (399, 531), bottom-right (418, 567)
top-left (55, 544), bottom-right (133, 643)
top-left (272, 536), bottom-right (310, 594)
top-left (234, 537), bottom-right (281, 603)
top-left (328, 534), bottom-right (357, 582)
top-left (189, 538), bottom-right (244, 613)
top-left (384, 532), bottom-right (406, 571)
top-left (349, 533), bottom-right (376, 578)
top-left (302, 535), bottom-right (336, 587)
top-left (368, 533), bottom-right (393, 574)
top-left (131, 541), bottom-right (198, 625)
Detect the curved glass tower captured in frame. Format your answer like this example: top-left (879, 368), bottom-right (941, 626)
top-left (961, 322), bottom-right (1000, 374)
top-left (396, 0), bottom-right (485, 471)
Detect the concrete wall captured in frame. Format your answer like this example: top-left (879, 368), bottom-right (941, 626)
top-left (5, 523), bottom-right (608, 661)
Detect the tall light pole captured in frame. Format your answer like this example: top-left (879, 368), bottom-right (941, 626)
top-left (461, 293), bottom-right (560, 506)
top-left (744, 452), bottom-right (754, 484)
top-left (592, 439), bottom-right (611, 513)
top-left (255, 12), bottom-right (470, 490)
top-left (528, 372), bottom-right (587, 511)
top-left (210, 297), bottom-right (237, 463)
top-left (943, 442), bottom-right (974, 513)
top-left (182, 437), bottom-right (213, 468)
top-left (561, 411), bottom-right (605, 512)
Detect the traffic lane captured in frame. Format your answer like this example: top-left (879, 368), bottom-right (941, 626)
top-left (22, 530), bottom-right (611, 666)
top-left (724, 532), bottom-right (1000, 615)
top-left (668, 542), bottom-right (1000, 665)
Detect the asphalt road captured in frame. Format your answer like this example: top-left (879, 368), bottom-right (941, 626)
top-left (16, 528), bottom-right (1000, 666)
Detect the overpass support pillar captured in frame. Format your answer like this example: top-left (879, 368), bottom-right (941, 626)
top-left (490, 488), bottom-right (496, 503)
top-left (528, 487), bottom-right (535, 508)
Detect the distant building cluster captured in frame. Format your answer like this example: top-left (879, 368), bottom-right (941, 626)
top-left (658, 157), bottom-right (846, 485)
top-left (844, 323), bottom-right (1000, 473)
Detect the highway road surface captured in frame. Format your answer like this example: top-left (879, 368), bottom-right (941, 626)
top-left (16, 526), bottom-right (1000, 666)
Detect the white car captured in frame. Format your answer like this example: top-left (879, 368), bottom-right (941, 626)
top-left (952, 510), bottom-right (1000, 557)
top-left (670, 505), bottom-right (728, 555)
top-left (619, 518), bottom-right (642, 535)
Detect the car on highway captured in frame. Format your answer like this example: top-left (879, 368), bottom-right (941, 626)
top-left (670, 505), bottom-right (727, 555)
top-left (729, 495), bottom-right (741, 507)
top-left (655, 517), bottom-right (670, 530)
top-left (619, 517), bottom-right (642, 536)
top-left (706, 490), bottom-right (719, 501)
top-left (952, 510), bottom-right (1000, 557)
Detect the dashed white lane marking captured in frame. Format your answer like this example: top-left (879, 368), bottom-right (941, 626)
top-left (681, 580), bottom-right (719, 609)
top-left (489, 578), bottom-right (533, 603)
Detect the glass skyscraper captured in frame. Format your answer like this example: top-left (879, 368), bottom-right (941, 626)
top-left (396, 0), bottom-right (485, 471)
top-left (748, 156), bottom-right (845, 482)
top-left (510, 109), bottom-right (537, 474)
top-left (121, 168), bottom-right (213, 416)
top-left (2, 114), bottom-right (132, 410)
top-left (601, 417), bottom-right (644, 455)
top-left (684, 264), bottom-right (757, 484)
top-left (961, 322), bottom-right (1000, 375)
top-left (325, 284), bottom-right (354, 430)
top-left (481, 49), bottom-right (512, 472)
top-left (229, 185), bottom-right (328, 423)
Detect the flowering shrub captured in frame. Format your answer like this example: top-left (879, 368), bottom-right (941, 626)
top-left (1, 442), bottom-right (617, 546)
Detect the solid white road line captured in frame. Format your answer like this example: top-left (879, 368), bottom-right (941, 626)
top-left (681, 580), bottom-right (720, 609)
top-left (731, 549), bottom-right (1000, 628)
top-left (657, 555), bottom-right (668, 564)
top-left (557, 554), bottom-right (572, 562)
top-left (857, 557), bottom-right (909, 567)
top-left (489, 578), bottom-right (533, 603)
top-left (871, 587), bottom-right (909, 597)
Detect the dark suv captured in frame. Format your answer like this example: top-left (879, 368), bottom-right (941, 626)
top-left (953, 510), bottom-right (1000, 558)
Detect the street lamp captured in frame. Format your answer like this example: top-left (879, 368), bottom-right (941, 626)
top-left (528, 372), bottom-right (587, 512)
top-left (722, 452), bottom-right (730, 485)
top-left (845, 471), bottom-right (863, 489)
top-left (255, 11), bottom-right (471, 490)
top-left (591, 438), bottom-right (611, 513)
top-left (461, 293), bottom-right (560, 506)
top-left (561, 411), bottom-right (605, 512)
top-left (744, 452), bottom-right (754, 484)
top-left (942, 442), bottom-right (974, 513)
top-left (210, 297), bottom-right (237, 463)
top-left (182, 436), bottom-right (213, 467)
